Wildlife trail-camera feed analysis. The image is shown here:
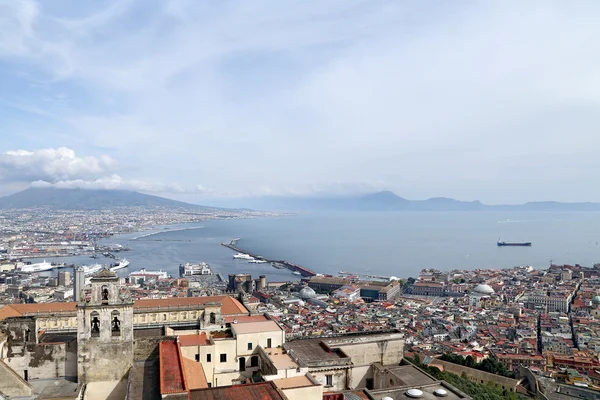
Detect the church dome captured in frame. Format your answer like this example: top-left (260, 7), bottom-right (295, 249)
top-left (299, 287), bottom-right (317, 299)
top-left (472, 284), bottom-right (494, 295)
top-left (592, 295), bottom-right (600, 304)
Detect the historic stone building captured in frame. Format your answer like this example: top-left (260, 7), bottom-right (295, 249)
top-left (76, 268), bottom-right (134, 383)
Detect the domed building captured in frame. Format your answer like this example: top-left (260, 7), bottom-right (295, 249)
top-left (470, 283), bottom-right (495, 307)
top-left (299, 286), bottom-right (317, 300)
top-left (472, 283), bottom-right (495, 295)
top-left (592, 295), bottom-right (600, 305)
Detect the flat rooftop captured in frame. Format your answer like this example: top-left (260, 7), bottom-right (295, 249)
top-left (268, 352), bottom-right (299, 370)
top-left (367, 382), bottom-right (470, 400)
top-left (284, 339), bottom-right (351, 367)
top-left (231, 320), bottom-right (282, 335)
top-left (272, 375), bottom-right (315, 389)
top-left (385, 365), bottom-right (437, 387)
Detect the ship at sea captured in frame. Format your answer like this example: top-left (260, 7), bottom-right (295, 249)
top-left (19, 260), bottom-right (54, 273)
top-left (497, 240), bottom-right (532, 247)
top-left (233, 253), bottom-right (254, 260)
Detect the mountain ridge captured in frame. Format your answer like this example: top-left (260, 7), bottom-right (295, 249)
top-left (0, 187), bottom-right (213, 210)
top-left (203, 190), bottom-right (600, 212)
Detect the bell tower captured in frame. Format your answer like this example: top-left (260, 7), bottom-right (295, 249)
top-left (77, 268), bottom-right (134, 383)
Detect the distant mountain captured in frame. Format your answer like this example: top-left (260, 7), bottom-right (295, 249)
top-left (0, 187), bottom-right (213, 210)
top-left (206, 191), bottom-right (600, 212)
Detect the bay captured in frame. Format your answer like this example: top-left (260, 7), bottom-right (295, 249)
top-left (33, 211), bottom-right (600, 280)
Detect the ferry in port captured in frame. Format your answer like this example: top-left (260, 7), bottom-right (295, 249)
top-left (233, 253), bottom-right (254, 260)
top-left (249, 259), bottom-right (267, 264)
top-left (110, 259), bottom-right (130, 271)
top-left (129, 268), bottom-right (168, 281)
top-left (20, 260), bottom-right (54, 273)
top-left (82, 264), bottom-right (103, 275)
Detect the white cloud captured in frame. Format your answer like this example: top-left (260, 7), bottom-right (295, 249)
top-left (0, 147), bottom-right (119, 182)
top-left (31, 174), bottom-right (188, 192)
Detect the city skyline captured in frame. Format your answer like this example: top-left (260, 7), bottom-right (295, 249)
top-left (2, 1), bottom-right (600, 204)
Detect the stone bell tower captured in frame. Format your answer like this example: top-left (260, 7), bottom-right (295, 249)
top-left (77, 268), bottom-right (134, 383)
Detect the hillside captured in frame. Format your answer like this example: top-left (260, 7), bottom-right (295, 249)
top-left (0, 187), bottom-right (208, 210)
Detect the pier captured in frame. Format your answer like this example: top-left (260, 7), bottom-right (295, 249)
top-left (338, 271), bottom-right (391, 281)
top-left (221, 241), bottom-right (316, 277)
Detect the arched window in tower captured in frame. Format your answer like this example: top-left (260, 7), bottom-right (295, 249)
top-left (210, 312), bottom-right (216, 324)
top-left (111, 310), bottom-right (121, 336)
top-left (91, 311), bottom-right (100, 337)
top-left (102, 286), bottom-right (109, 304)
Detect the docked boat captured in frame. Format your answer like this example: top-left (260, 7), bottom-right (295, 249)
top-left (292, 271), bottom-right (302, 276)
top-left (20, 260), bottom-right (54, 273)
top-left (129, 268), bottom-right (168, 282)
top-left (233, 253), bottom-right (254, 260)
top-left (249, 259), bottom-right (267, 264)
top-left (82, 264), bottom-right (103, 275)
top-left (110, 259), bottom-right (130, 271)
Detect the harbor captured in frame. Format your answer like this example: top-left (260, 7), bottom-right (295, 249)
top-left (220, 239), bottom-right (317, 277)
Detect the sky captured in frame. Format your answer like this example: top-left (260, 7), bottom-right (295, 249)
top-left (1, 1), bottom-right (600, 205)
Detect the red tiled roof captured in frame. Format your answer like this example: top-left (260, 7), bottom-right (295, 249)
top-left (179, 333), bottom-right (211, 347)
top-left (182, 357), bottom-right (209, 390)
top-left (189, 382), bottom-right (285, 400)
top-left (135, 295), bottom-right (248, 315)
top-left (159, 340), bottom-right (186, 394)
top-left (0, 295), bottom-right (248, 321)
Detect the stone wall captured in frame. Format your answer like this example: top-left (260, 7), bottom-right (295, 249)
top-left (4, 341), bottom-right (77, 380)
top-left (134, 336), bottom-right (176, 361)
top-left (0, 359), bottom-right (33, 397)
top-left (429, 360), bottom-right (520, 391)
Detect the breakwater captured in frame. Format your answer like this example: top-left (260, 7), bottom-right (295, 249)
top-left (220, 241), bottom-right (317, 277)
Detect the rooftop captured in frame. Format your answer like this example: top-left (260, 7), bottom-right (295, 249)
top-left (367, 382), bottom-right (470, 400)
top-left (284, 339), bottom-right (351, 367)
top-left (159, 340), bottom-right (185, 394)
top-left (189, 381), bottom-right (285, 400)
top-left (0, 295), bottom-right (248, 320)
top-left (381, 365), bottom-right (437, 387)
top-left (178, 332), bottom-right (210, 347)
top-left (272, 375), bottom-right (315, 389)
top-left (231, 320), bottom-right (282, 335)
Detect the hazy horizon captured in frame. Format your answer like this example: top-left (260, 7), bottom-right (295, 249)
top-left (1, 1), bottom-right (600, 203)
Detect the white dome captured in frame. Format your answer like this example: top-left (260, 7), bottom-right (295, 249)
top-left (299, 287), bottom-right (317, 299)
top-left (389, 276), bottom-right (399, 281)
top-left (382, 397), bottom-right (394, 400)
top-left (473, 284), bottom-right (494, 295)
top-left (434, 389), bottom-right (448, 397)
top-left (406, 389), bottom-right (424, 398)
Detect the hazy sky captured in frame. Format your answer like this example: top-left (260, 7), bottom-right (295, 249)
top-left (1, 1), bottom-right (599, 204)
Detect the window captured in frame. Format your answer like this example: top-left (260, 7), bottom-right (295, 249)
top-left (195, 354), bottom-right (200, 362)
top-left (248, 342), bottom-right (252, 351)
top-left (326, 375), bottom-right (333, 387)
top-left (207, 354), bottom-right (212, 363)
top-left (250, 356), bottom-right (259, 367)
top-left (220, 353), bottom-right (227, 363)
top-left (111, 310), bottom-right (121, 336)
top-left (267, 338), bottom-right (272, 348)
top-left (90, 311), bottom-right (100, 337)
top-left (208, 383), bottom-right (212, 388)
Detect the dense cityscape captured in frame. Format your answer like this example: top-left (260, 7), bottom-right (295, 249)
top-left (1, 206), bottom-right (600, 400)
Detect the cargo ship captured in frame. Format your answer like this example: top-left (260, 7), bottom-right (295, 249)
top-left (497, 240), bottom-right (532, 247)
